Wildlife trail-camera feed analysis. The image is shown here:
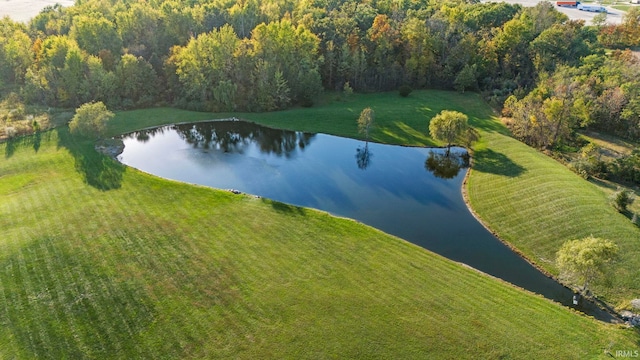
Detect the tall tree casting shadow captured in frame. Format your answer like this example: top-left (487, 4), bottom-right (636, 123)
top-left (57, 128), bottom-right (125, 191)
top-left (472, 148), bottom-right (526, 177)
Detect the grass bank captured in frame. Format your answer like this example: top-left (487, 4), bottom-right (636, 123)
top-left (1, 91), bottom-right (639, 358)
top-left (107, 91), bottom-right (503, 144)
top-left (466, 131), bottom-right (640, 304)
top-left (113, 90), bottom-right (640, 306)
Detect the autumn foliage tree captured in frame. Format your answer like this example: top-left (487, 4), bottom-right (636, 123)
top-left (598, 7), bottom-right (640, 48)
top-left (556, 236), bottom-right (619, 294)
top-left (69, 101), bottom-right (114, 139)
top-left (1, 0), bottom-right (640, 130)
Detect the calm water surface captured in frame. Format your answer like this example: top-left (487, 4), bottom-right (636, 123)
top-left (118, 120), bottom-right (616, 321)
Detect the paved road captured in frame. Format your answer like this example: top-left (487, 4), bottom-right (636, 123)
top-left (0, 0), bottom-right (75, 23)
top-left (483, 0), bottom-right (628, 25)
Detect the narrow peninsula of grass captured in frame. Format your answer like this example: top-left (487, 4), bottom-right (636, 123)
top-left (1, 90), bottom-right (639, 358)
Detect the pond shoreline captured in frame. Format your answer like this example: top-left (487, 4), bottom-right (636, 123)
top-left (119, 119), bottom-right (621, 323)
top-left (461, 155), bottom-right (624, 323)
top-left (116, 118), bottom-right (624, 323)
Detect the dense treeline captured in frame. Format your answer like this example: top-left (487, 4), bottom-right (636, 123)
top-left (505, 50), bottom-right (640, 148)
top-left (0, 1), bottom-right (639, 132)
top-left (0, 0), bottom-right (520, 111)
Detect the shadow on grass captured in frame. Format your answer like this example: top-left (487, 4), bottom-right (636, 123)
top-left (56, 128), bottom-right (125, 191)
top-left (412, 90), bottom-right (504, 125)
top-left (263, 198), bottom-right (306, 216)
top-left (4, 137), bottom-right (17, 158)
top-left (617, 208), bottom-right (639, 223)
top-left (4, 131), bottom-right (44, 158)
top-left (374, 122), bottom-right (436, 146)
top-left (473, 148), bottom-right (526, 177)
top-left (33, 131), bottom-right (41, 153)
top-left (589, 177), bottom-right (620, 191)
top-left (469, 116), bottom-right (511, 135)
top-left (590, 177), bottom-right (640, 195)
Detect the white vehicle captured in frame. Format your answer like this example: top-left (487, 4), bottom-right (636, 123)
top-left (577, 3), bottom-right (607, 12)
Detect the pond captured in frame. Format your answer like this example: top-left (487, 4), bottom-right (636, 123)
top-left (118, 120), bottom-right (616, 322)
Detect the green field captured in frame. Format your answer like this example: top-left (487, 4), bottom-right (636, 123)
top-left (1, 91), bottom-right (639, 358)
top-left (613, 5), bottom-right (633, 11)
top-left (113, 91), bottom-right (640, 305)
top-left (466, 131), bottom-right (640, 303)
top-left (107, 91), bottom-right (501, 145)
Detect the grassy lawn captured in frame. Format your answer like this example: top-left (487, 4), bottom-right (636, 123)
top-left (107, 91), bottom-right (504, 145)
top-left (613, 5), bottom-right (632, 11)
top-left (466, 131), bottom-right (640, 305)
top-left (113, 90), bottom-right (640, 305)
top-left (1, 91), bottom-right (639, 358)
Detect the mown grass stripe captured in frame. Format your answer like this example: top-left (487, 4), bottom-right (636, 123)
top-left (1, 94), bottom-right (639, 358)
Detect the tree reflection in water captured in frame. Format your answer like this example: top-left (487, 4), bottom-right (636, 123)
top-left (131, 121), bottom-right (315, 157)
top-left (128, 126), bottom-right (167, 144)
top-left (355, 142), bottom-right (372, 170)
top-left (424, 149), bottom-right (469, 179)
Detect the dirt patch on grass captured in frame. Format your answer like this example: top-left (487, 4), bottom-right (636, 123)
top-left (580, 130), bottom-right (637, 158)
